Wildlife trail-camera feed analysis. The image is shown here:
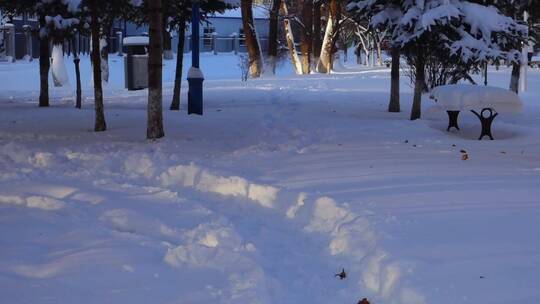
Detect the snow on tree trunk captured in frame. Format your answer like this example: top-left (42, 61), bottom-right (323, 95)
top-left (267, 0), bottom-right (281, 74)
top-left (51, 44), bottom-right (69, 87)
top-left (388, 47), bottom-right (400, 112)
top-left (90, 4), bottom-right (106, 132)
top-left (147, 0), bottom-right (165, 139)
top-left (281, 1), bottom-right (302, 75)
top-left (170, 22), bottom-right (186, 111)
top-left (300, 0), bottom-right (313, 74)
top-left (241, 0), bottom-right (263, 78)
top-left (100, 38), bottom-right (109, 83)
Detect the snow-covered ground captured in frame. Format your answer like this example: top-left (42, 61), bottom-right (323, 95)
top-left (1, 53), bottom-right (539, 304)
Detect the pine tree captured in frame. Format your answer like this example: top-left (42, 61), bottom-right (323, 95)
top-left (348, 0), bottom-right (527, 119)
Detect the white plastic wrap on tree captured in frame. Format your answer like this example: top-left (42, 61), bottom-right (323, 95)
top-left (51, 44), bottom-right (69, 87)
top-left (100, 38), bottom-right (109, 83)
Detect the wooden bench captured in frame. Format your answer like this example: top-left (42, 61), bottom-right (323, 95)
top-left (429, 85), bottom-right (523, 140)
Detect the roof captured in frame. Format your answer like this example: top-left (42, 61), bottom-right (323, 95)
top-left (210, 6), bottom-right (269, 20)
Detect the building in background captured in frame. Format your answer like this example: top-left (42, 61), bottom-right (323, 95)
top-left (1, 6), bottom-right (271, 60)
top-left (1, 13), bottom-right (39, 60)
top-left (116, 6), bottom-right (271, 54)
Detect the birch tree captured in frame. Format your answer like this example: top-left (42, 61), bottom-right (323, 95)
top-left (316, 0), bottom-right (340, 73)
top-left (241, 0), bottom-right (263, 77)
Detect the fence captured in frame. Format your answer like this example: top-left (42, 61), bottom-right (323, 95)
top-left (179, 35), bottom-right (269, 55)
top-left (3, 31), bottom-right (269, 61)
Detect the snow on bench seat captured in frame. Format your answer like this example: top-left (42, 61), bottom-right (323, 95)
top-left (430, 84), bottom-right (523, 114)
top-left (123, 36), bottom-right (149, 46)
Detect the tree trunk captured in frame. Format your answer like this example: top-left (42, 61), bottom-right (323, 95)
top-left (411, 57), bottom-right (425, 120)
top-left (147, 0), bottom-right (165, 139)
top-left (509, 62), bottom-right (519, 93)
top-left (282, 1), bottom-right (302, 74)
top-left (388, 47), bottom-right (400, 112)
top-left (72, 36), bottom-right (82, 109)
top-left (170, 22), bottom-right (186, 111)
top-left (376, 40), bottom-right (382, 66)
top-left (316, 0), bottom-right (339, 73)
top-left (91, 4), bottom-right (107, 132)
top-left (241, 0), bottom-right (263, 78)
top-left (38, 16), bottom-right (49, 107)
top-left (74, 56), bottom-right (82, 108)
top-left (267, 0), bottom-right (281, 74)
top-left (300, 0), bottom-right (313, 74)
top-left (163, 17), bottom-right (173, 60)
top-left (312, 1), bottom-right (322, 59)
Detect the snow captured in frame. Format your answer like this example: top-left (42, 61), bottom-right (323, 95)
top-left (430, 84), bottom-right (523, 113)
top-left (123, 36), bottom-right (149, 46)
top-left (351, 0), bottom-right (527, 63)
top-left (187, 67), bottom-right (205, 79)
top-left (0, 53), bottom-right (540, 304)
top-left (44, 14), bottom-right (79, 29)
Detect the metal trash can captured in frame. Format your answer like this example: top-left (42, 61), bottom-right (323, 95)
top-left (123, 36), bottom-right (149, 90)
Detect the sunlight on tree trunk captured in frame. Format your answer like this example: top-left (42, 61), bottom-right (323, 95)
top-left (317, 0), bottom-right (339, 73)
top-left (241, 0), bottom-right (263, 78)
top-left (282, 1), bottom-right (302, 74)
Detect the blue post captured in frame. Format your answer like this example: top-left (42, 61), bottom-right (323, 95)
top-left (192, 2), bottom-right (200, 68)
top-left (188, 0), bottom-right (204, 115)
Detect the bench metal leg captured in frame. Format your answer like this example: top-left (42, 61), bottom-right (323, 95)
top-left (446, 111), bottom-right (460, 131)
top-left (471, 108), bottom-right (498, 140)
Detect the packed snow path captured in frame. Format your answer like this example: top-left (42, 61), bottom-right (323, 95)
top-left (1, 56), bottom-right (540, 304)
